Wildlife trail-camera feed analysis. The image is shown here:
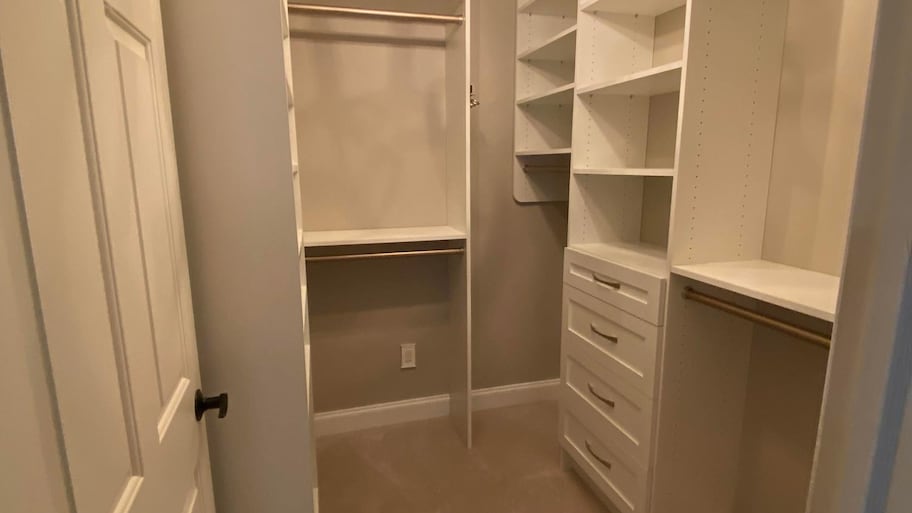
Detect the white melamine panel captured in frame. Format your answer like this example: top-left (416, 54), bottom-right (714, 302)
top-left (563, 286), bottom-right (662, 397)
top-left (668, 0), bottom-right (789, 266)
top-left (581, 0), bottom-right (685, 16)
top-left (564, 246), bottom-right (667, 323)
top-left (573, 95), bottom-right (649, 169)
top-left (577, 61), bottom-right (682, 96)
top-left (519, 0), bottom-right (578, 16)
top-left (651, 277), bottom-right (755, 513)
top-left (561, 411), bottom-right (648, 513)
top-left (518, 25), bottom-right (577, 61)
top-left (672, 260), bottom-right (840, 321)
top-left (575, 11), bottom-right (653, 86)
top-left (569, 175), bottom-right (654, 245)
top-left (290, 15), bottom-right (449, 232)
top-left (302, 225), bottom-right (466, 247)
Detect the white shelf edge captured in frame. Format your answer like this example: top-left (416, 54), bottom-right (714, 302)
top-left (516, 147), bottom-right (572, 157)
top-left (301, 226), bottom-right (467, 248)
top-left (517, 83), bottom-right (575, 106)
top-left (568, 242), bottom-right (669, 279)
top-left (577, 61), bottom-right (683, 96)
top-left (517, 25), bottom-right (577, 61)
top-left (672, 260), bottom-right (840, 322)
top-left (573, 167), bottom-right (674, 177)
top-left (580, 0), bottom-right (686, 16)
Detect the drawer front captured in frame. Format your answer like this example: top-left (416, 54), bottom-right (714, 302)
top-left (563, 355), bottom-right (653, 465)
top-left (564, 248), bottom-right (666, 324)
top-left (561, 410), bottom-right (647, 513)
top-left (562, 285), bottom-right (660, 397)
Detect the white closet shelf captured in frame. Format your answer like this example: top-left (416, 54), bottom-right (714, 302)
top-left (301, 225), bottom-right (466, 247)
top-left (573, 167), bottom-right (674, 177)
top-left (518, 0), bottom-right (578, 16)
top-left (516, 147), bottom-right (572, 157)
top-left (518, 26), bottom-right (577, 61)
top-left (580, 0), bottom-right (685, 16)
top-left (673, 260), bottom-right (840, 322)
top-left (517, 83), bottom-right (575, 106)
top-left (297, 228), bottom-right (304, 256)
top-left (570, 241), bottom-right (668, 279)
top-left (577, 61), bottom-right (683, 96)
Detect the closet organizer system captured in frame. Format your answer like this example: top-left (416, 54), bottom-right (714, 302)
top-left (282, 0), bottom-right (474, 446)
top-left (512, 0), bottom-right (876, 512)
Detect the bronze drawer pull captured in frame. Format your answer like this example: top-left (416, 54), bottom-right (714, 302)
top-left (592, 274), bottom-right (621, 289)
top-left (585, 440), bottom-right (612, 470)
top-left (587, 383), bottom-right (616, 408)
top-left (590, 323), bottom-right (619, 343)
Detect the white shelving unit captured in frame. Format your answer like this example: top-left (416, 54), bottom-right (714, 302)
top-left (513, 0), bottom-right (577, 203)
top-left (571, 241), bottom-right (668, 279)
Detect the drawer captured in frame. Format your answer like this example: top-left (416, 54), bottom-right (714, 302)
top-left (562, 355), bottom-right (654, 465)
top-left (562, 285), bottom-right (660, 397)
top-left (561, 410), bottom-right (647, 513)
top-left (564, 248), bottom-right (666, 324)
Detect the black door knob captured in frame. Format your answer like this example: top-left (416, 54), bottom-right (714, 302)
top-left (195, 389), bottom-right (228, 421)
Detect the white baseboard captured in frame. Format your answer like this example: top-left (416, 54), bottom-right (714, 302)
top-left (314, 378), bottom-right (561, 437)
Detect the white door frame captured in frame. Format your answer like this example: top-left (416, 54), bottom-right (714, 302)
top-left (806, 0), bottom-right (912, 511)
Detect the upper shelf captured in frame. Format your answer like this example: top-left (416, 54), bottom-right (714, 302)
top-left (517, 83), bottom-right (575, 106)
top-left (302, 225), bottom-right (466, 248)
top-left (518, 0), bottom-right (578, 16)
top-left (577, 61), bottom-right (683, 96)
top-left (673, 260), bottom-right (841, 322)
top-left (518, 26), bottom-right (577, 62)
top-left (580, 0), bottom-right (685, 16)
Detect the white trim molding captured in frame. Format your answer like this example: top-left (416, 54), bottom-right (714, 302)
top-left (314, 379), bottom-right (560, 437)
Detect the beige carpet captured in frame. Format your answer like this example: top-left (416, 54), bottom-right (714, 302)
top-left (316, 401), bottom-right (608, 513)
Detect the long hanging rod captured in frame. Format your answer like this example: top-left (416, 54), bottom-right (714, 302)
top-left (306, 247), bottom-right (464, 262)
top-left (287, 3), bottom-right (464, 24)
top-left (682, 287), bottom-right (831, 349)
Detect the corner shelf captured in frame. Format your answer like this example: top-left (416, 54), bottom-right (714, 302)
top-left (577, 61), bottom-right (683, 96)
top-left (516, 147), bottom-right (572, 157)
top-left (518, 26), bottom-right (577, 62)
top-left (580, 0), bottom-right (685, 16)
top-left (517, 83), bottom-right (575, 106)
top-left (301, 226), bottom-right (466, 248)
top-left (574, 167), bottom-right (674, 177)
top-left (672, 260), bottom-right (840, 322)
top-left (570, 241), bottom-right (668, 279)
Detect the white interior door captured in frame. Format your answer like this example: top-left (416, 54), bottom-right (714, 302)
top-left (0, 0), bottom-right (217, 512)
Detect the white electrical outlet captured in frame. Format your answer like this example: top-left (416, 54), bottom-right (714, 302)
top-left (400, 343), bottom-right (416, 369)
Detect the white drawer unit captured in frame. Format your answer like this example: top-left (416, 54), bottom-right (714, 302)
top-left (561, 410), bottom-right (648, 513)
top-left (562, 354), bottom-right (654, 465)
top-left (562, 285), bottom-right (661, 397)
top-left (563, 247), bottom-right (667, 325)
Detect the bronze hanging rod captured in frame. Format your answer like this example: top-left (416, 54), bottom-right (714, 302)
top-left (306, 248), bottom-right (464, 262)
top-left (287, 3), bottom-right (464, 24)
top-left (682, 287), bottom-right (831, 349)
